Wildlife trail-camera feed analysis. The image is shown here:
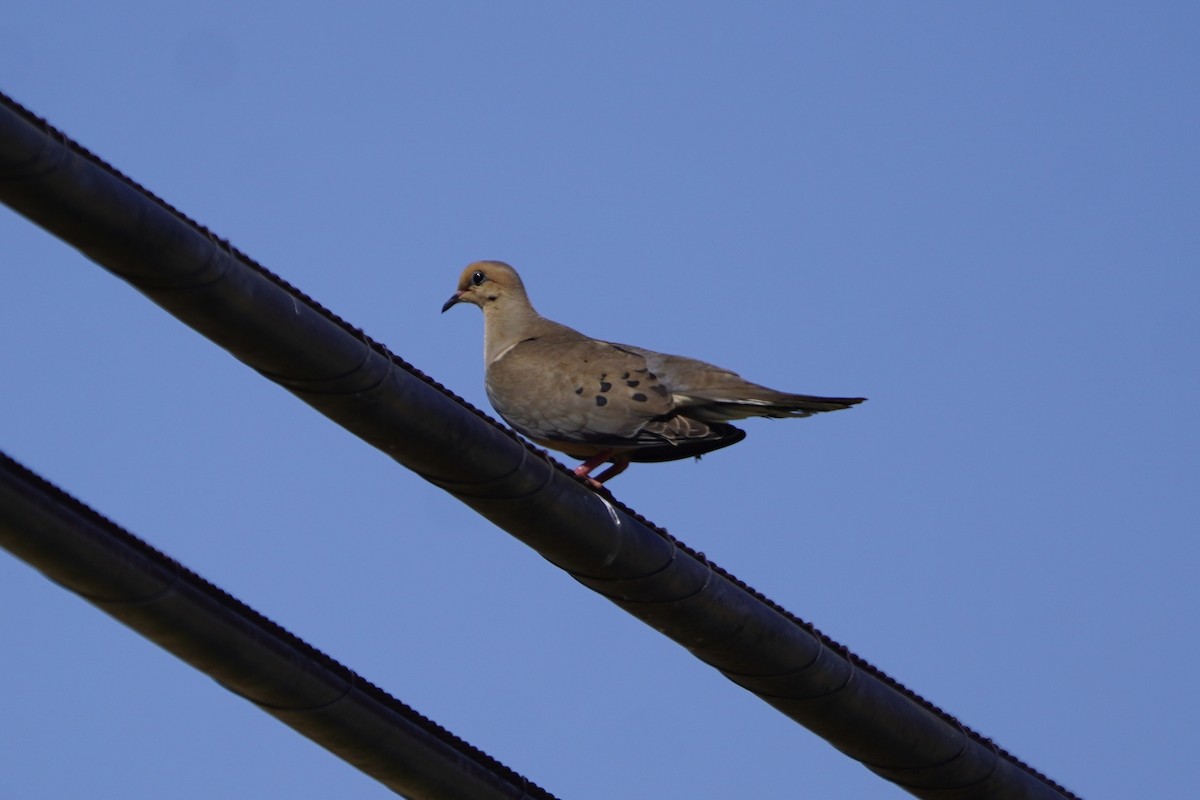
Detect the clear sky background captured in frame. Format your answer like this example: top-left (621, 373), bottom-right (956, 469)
top-left (2, 4), bottom-right (1197, 799)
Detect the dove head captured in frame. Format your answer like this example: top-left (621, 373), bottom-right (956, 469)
top-left (442, 260), bottom-right (533, 315)
top-left (443, 261), bottom-right (552, 364)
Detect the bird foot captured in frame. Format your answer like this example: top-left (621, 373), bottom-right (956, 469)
top-left (573, 451), bottom-right (629, 487)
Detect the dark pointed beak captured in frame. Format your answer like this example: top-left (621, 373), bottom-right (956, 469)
top-left (441, 291), bottom-right (462, 313)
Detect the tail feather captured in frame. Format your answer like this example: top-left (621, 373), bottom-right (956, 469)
top-left (687, 393), bottom-right (865, 422)
top-left (768, 393), bottom-right (866, 413)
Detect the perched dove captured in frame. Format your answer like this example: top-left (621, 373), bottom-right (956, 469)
top-left (442, 261), bottom-right (864, 484)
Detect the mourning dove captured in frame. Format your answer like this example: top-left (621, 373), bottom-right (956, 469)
top-left (442, 261), bottom-right (864, 484)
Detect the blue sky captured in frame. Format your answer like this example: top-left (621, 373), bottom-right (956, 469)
top-left (2, 4), bottom-right (1197, 798)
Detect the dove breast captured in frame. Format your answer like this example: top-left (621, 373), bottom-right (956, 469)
top-left (485, 334), bottom-right (676, 455)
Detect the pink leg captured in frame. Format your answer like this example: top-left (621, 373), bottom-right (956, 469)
top-left (573, 450), bottom-right (629, 487)
top-left (591, 456), bottom-right (630, 484)
top-left (573, 450), bottom-right (614, 479)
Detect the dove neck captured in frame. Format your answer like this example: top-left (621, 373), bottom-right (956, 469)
top-left (481, 299), bottom-right (548, 365)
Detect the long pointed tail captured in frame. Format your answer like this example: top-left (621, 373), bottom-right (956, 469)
top-left (691, 393), bottom-right (865, 421)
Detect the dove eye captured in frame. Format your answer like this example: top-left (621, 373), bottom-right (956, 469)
top-left (471, 271), bottom-right (487, 286)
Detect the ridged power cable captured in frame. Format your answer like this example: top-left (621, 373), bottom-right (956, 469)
top-left (0, 452), bottom-right (557, 800)
top-left (0, 91), bottom-right (1078, 800)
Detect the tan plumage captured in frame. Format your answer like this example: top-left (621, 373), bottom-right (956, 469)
top-left (442, 260), bottom-right (864, 484)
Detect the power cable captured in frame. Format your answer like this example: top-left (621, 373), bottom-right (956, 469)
top-left (0, 450), bottom-right (557, 800)
top-left (0, 90), bottom-right (1078, 800)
